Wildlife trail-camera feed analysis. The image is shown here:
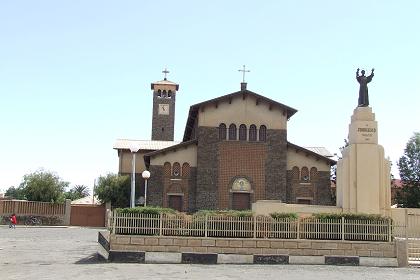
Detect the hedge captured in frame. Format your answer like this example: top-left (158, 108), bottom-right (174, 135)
top-left (114, 206), bottom-right (177, 215)
top-left (312, 212), bottom-right (391, 222)
top-left (269, 212), bottom-right (298, 220)
top-left (194, 209), bottom-right (253, 217)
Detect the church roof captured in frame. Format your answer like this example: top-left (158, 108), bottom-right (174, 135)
top-left (151, 79), bottom-right (179, 90)
top-left (304, 147), bottom-right (334, 158)
top-left (113, 139), bottom-right (180, 151)
top-left (288, 142), bottom-right (337, 165)
top-left (183, 89), bottom-right (298, 141)
top-left (144, 139), bottom-right (198, 158)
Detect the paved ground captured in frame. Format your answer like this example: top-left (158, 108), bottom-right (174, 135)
top-left (0, 226), bottom-right (419, 280)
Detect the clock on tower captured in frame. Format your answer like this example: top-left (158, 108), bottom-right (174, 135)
top-left (158, 104), bottom-right (170, 115)
top-left (150, 69), bottom-right (179, 141)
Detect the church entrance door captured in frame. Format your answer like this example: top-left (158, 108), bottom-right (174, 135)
top-left (232, 193), bottom-right (250, 210)
top-left (168, 195), bottom-right (183, 212)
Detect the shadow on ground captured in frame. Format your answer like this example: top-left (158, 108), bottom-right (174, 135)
top-left (75, 253), bottom-right (107, 264)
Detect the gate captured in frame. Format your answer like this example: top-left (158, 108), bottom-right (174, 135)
top-left (408, 211), bottom-right (420, 264)
top-left (70, 205), bottom-right (106, 227)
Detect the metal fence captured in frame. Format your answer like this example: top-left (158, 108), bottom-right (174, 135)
top-left (109, 212), bottom-right (395, 242)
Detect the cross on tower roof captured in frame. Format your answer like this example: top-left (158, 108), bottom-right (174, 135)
top-left (162, 68), bottom-right (170, 80)
top-left (238, 65), bottom-right (250, 83)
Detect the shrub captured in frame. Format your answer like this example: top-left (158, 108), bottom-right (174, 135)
top-left (115, 206), bottom-right (177, 215)
top-left (194, 209), bottom-right (253, 217)
top-left (269, 212), bottom-right (298, 220)
top-left (312, 213), bottom-right (391, 222)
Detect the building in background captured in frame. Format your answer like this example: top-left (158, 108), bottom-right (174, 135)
top-left (114, 73), bottom-right (336, 212)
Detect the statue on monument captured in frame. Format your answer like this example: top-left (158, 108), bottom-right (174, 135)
top-left (356, 68), bottom-right (374, 107)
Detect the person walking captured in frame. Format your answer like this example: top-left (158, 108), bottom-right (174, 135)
top-left (9, 213), bottom-right (17, 229)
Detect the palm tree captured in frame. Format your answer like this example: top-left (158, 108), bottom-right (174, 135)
top-left (66, 185), bottom-right (90, 200)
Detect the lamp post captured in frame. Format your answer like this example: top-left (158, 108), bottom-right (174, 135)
top-left (142, 170), bottom-right (151, 207)
top-left (129, 144), bottom-right (140, 208)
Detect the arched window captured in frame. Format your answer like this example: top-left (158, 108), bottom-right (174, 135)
top-left (157, 89), bottom-right (162, 98)
top-left (310, 167), bottom-right (318, 181)
top-left (168, 90), bottom-right (172, 98)
top-left (249, 124), bottom-right (257, 141)
top-left (219, 123), bottom-right (227, 140)
top-left (162, 90), bottom-right (167, 98)
top-left (301, 167), bottom-right (309, 181)
top-left (163, 162), bottom-right (171, 177)
top-left (259, 125), bottom-right (267, 142)
top-left (239, 124), bottom-right (247, 141)
top-left (182, 163), bottom-right (190, 177)
top-left (173, 162), bottom-right (181, 177)
top-left (229, 124), bottom-right (237, 140)
top-left (292, 166), bottom-right (300, 180)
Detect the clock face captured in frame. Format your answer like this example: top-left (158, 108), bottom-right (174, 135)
top-left (158, 104), bottom-right (169, 115)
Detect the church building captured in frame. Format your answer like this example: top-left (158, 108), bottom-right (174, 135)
top-left (114, 71), bottom-right (336, 212)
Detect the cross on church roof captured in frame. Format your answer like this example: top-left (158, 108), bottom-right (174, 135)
top-left (162, 68), bottom-right (170, 80)
top-left (238, 65), bottom-right (250, 83)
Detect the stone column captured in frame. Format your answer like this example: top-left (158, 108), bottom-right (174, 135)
top-left (63, 199), bottom-right (71, 226)
top-left (336, 107), bottom-right (391, 215)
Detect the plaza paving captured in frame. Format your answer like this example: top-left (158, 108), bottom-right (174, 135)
top-left (0, 226), bottom-right (419, 280)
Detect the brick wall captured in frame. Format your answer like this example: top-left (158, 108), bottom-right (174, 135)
top-left (218, 142), bottom-right (266, 209)
top-left (147, 166), bottom-right (198, 213)
top-left (110, 234), bottom-right (396, 258)
top-left (286, 170), bottom-right (333, 206)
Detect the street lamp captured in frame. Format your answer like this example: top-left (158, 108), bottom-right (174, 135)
top-left (142, 170), bottom-right (151, 207)
top-left (129, 144), bottom-right (140, 208)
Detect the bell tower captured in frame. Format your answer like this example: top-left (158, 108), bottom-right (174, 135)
top-left (151, 68), bottom-right (179, 141)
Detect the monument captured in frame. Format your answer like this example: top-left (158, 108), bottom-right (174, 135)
top-left (336, 69), bottom-right (391, 215)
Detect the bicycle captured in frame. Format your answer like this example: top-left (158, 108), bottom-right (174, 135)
top-left (24, 216), bottom-right (42, 226)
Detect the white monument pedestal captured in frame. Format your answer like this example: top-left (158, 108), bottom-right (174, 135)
top-left (336, 107), bottom-right (391, 215)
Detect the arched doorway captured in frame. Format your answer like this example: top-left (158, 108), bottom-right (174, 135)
top-left (166, 184), bottom-right (184, 212)
top-left (230, 178), bottom-right (252, 210)
top-left (168, 195), bottom-right (183, 212)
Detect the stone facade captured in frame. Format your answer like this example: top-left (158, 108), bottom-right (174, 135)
top-left (286, 170), bottom-right (333, 206)
top-left (148, 164), bottom-right (197, 212)
top-left (316, 171), bottom-right (334, 205)
top-left (151, 91), bottom-right (176, 141)
top-left (147, 166), bottom-right (164, 207)
top-left (265, 129), bottom-right (287, 201)
top-left (195, 126), bottom-right (219, 210)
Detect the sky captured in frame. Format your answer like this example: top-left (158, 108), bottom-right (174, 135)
top-left (1, 1), bottom-right (419, 193)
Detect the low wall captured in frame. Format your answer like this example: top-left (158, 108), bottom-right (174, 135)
top-left (100, 233), bottom-right (403, 266)
top-left (109, 234), bottom-right (396, 258)
top-left (252, 201), bottom-right (343, 216)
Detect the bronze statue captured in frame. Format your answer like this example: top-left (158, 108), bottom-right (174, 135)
top-left (356, 68), bottom-right (374, 107)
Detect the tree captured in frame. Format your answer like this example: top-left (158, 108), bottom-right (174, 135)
top-left (19, 169), bottom-right (69, 203)
top-left (396, 132), bottom-right (420, 208)
top-left (94, 173), bottom-right (130, 208)
top-left (64, 185), bottom-right (90, 201)
top-left (5, 186), bottom-right (26, 200)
